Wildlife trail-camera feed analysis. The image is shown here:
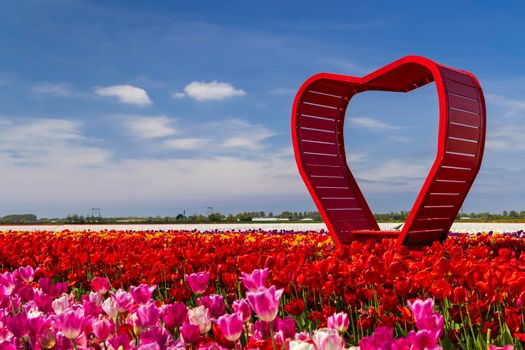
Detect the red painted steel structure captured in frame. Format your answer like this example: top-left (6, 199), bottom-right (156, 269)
top-left (292, 56), bottom-right (486, 247)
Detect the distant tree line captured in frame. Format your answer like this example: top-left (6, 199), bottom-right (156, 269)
top-left (0, 210), bottom-right (524, 224)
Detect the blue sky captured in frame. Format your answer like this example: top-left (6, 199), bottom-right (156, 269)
top-left (0, 0), bottom-right (524, 217)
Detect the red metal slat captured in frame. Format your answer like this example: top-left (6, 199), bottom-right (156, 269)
top-left (310, 176), bottom-right (348, 188)
top-left (302, 153), bottom-right (341, 166)
top-left (299, 128), bottom-right (337, 143)
top-left (328, 209), bottom-right (367, 220)
top-left (301, 141), bottom-right (338, 155)
top-left (448, 108), bottom-right (480, 127)
top-left (435, 166), bottom-right (473, 182)
top-left (426, 183), bottom-right (469, 197)
top-left (322, 198), bottom-right (361, 209)
top-left (448, 123), bottom-right (480, 141)
top-left (303, 91), bottom-right (343, 107)
top-left (418, 206), bottom-right (459, 219)
top-left (300, 116), bottom-right (337, 131)
top-left (315, 187), bottom-right (356, 198)
top-left (440, 68), bottom-right (474, 87)
top-left (300, 103), bottom-right (339, 119)
top-left (445, 79), bottom-right (479, 100)
top-left (305, 165), bottom-right (345, 177)
top-left (442, 153), bottom-right (477, 169)
top-left (446, 138), bottom-right (479, 155)
top-left (449, 94), bottom-right (481, 114)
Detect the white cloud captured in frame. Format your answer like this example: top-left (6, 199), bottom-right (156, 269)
top-left (217, 119), bottom-right (275, 150)
top-left (95, 85), bottom-right (152, 106)
top-left (349, 117), bottom-right (399, 130)
top-left (487, 94), bottom-right (525, 117)
top-left (487, 125), bottom-right (525, 151)
top-left (163, 138), bottom-right (209, 150)
top-left (32, 83), bottom-right (83, 98)
top-left (122, 116), bottom-right (176, 139)
top-left (174, 81), bottom-right (245, 101)
top-left (0, 117), bottom-right (109, 167)
top-left (268, 88), bottom-right (295, 95)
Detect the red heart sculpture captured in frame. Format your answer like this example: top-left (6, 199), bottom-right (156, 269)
top-left (291, 56), bottom-right (486, 247)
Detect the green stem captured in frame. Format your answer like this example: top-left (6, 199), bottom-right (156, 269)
top-left (71, 338), bottom-right (78, 350)
top-left (269, 322), bottom-right (277, 350)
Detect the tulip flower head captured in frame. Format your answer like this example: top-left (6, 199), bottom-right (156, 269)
top-left (216, 313), bottom-right (244, 342)
top-left (240, 268), bottom-right (269, 292)
top-left (18, 266), bottom-right (35, 283)
top-left (232, 299), bottom-right (252, 323)
top-left (161, 303), bottom-right (188, 329)
top-left (181, 323), bottom-right (201, 344)
top-left (246, 286), bottom-right (283, 322)
top-left (312, 328), bottom-right (343, 350)
top-left (327, 312), bottom-right (349, 333)
top-left (57, 309), bottom-right (85, 340)
top-left (188, 305), bottom-right (212, 334)
top-left (91, 277), bottom-right (110, 295)
top-left (131, 284), bottom-right (157, 305)
top-left (186, 271), bottom-right (210, 295)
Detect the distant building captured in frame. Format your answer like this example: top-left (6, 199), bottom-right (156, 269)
top-left (300, 218), bottom-right (314, 221)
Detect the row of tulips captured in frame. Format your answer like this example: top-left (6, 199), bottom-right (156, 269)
top-left (1, 265), bottom-right (507, 350)
top-left (0, 230), bottom-right (525, 348)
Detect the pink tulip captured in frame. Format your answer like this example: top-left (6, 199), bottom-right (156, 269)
top-left (277, 317), bottom-right (296, 339)
top-left (137, 301), bottom-right (160, 328)
top-left (131, 284), bottom-right (157, 305)
top-left (0, 272), bottom-right (16, 297)
top-left (289, 340), bottom-right (315, 350)
top-left (161, 303), bottom-right (188, 329)
top-left (232, 299), bottom-right (252, 323)
top-left (312, 328), bottom-right (343, 350)
top-left (217, 313), bottom-right (244, 342)
top-left (408, 298), bottom-right (444, 339)
top-left (186, 271), bottom-right (210, 295)
top-left (91, 277), bottom-right (110, 294)
top-left (240, 268), bottom-right (269, 292)
top-left (18, 266), bottom-right (35, 283)
top-left (181, 323), bottom-right (201, 344)
top-left (111, 290), bottom-right (134, 313)
top-left (57, 309), bottom-right (85, 339)
top-left (188, 305), bottom-right (212, 334)
top-left (327, 312), bottom-right (349, 333)
top-left (246, 286), bottom-right (283, 322)
top-left (92, 318), bottom-right (113, 340)
top-left (7, 312), bottom-right (29, 338)
top-left (198, 294), bottom-right (226, 318)
top-left (102, 297), bottom-right (119, 319)
top-left (38, 328), bottom-right (56, 349)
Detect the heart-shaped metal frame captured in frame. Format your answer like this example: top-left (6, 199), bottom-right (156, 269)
top-left (292, 56), bottom-right (486, 247)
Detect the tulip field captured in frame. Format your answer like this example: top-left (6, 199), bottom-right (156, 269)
top-left (1, 229), bottom-right (525, 349)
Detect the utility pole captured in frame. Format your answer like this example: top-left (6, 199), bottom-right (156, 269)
top-left (91, 208), bottom-right (101, 218)
top-left (207, 207), bottom-right (213, 215)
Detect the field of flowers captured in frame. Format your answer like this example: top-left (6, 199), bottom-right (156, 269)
top-left (1, 229), bottom-right (524, 349)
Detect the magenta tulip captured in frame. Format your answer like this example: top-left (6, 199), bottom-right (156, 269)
top-left (232, 299), bottom-right (252, 323)
top-left (17, 266), bottom-right (35, 283)
top-left (186, 271), bottom-right (210, 295)
top-left (92, 318), bottom-right (113, 340)
top-left (198, 294), bottom-right (226, 318)
top-left (161, 303), bottom-right (188, 329)
top-left (181, 323), bottom-right (201, 344)
top-left (246, 286), bottom-right (283, 322)
top-left (137, 301), bottom-right (160, 328)
top-left (57, 309), bottom-right (84, 339)
top-left (240, 268), bottom-right (269, 292)
top-left (91, 277), bottom-right (110, 294)
top-left (131, 284), bottom-right (157, 305)
top-left (110, 290), bottom-right (134, 313)
top-left (217, 313), bottom-right (244, 342)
